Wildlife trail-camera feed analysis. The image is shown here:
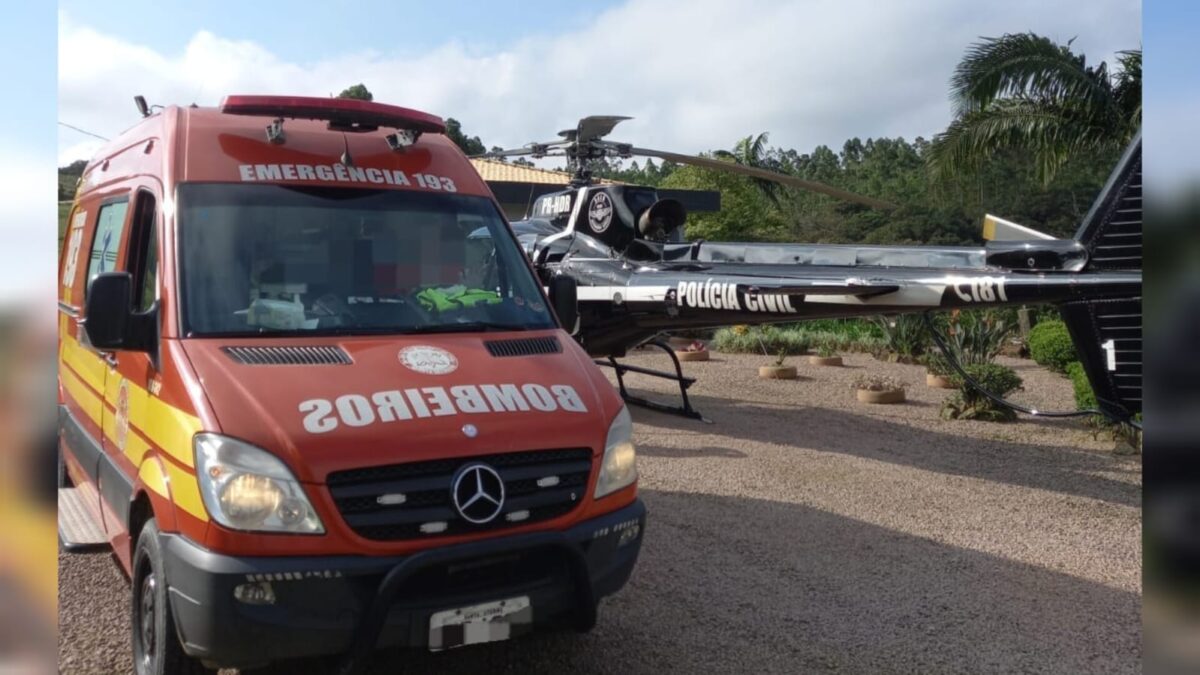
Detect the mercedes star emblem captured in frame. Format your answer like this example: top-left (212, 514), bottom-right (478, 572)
top-left (451, 463), bottom-right (505, 524)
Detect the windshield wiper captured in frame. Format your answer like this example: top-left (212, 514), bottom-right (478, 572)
top-left (403, 321), bottom-right (534, 334)
top-left (192, 322), bottom-right (541, 339)
top-left (192, 326), bottom-right (421, 338)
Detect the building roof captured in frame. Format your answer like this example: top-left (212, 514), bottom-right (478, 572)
top-left (469, 158), bottom-right (617, 185)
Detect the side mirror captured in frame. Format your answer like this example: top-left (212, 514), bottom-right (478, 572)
top-left (84, 273), bottom-right (134, 350)
top-left (548, 276), bottom-right (579, 335)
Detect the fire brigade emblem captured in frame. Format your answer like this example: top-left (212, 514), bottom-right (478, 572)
top-left (399, 345), bottom-right (458, 375)
top-left (588, 192), bottom-right (613, 233)
top-left (114, 380), bottom-right (130, 450)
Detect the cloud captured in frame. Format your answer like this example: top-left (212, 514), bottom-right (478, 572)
top-left (57, 139), bottom-right (103, 167)
top-left (58, 0), bottom-right (1141, 166)
top-left (0, 146), bottom-right (58, 310)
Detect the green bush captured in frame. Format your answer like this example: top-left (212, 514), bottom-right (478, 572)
top-left (711, 326), bottom-right (811, 355)
top-left (710, 328), bottom-right (757, 353)
top-left (1065, 361), bottom-right (1098, 411)
top-left (941, 362), bottom-right (1023, 422)
top-left (924, 352), bottom-right (952, 376)
top-left (1034, 305), bottom-right (1063, 324)
top-left (711, 324), bottom-right (885, 356)
top-left (1067, 362), bottom-right (1143, 450)
top-left (1028, 320), bottom-right (1077, 373)
top-left (772, 319), bottom-right (885, 340)
top-left (819, 332), bottom-right (886, 354)
top-left (874, 314), bottom-right (930, 359)
top-left (946, 310), bottom-right (1014, 365)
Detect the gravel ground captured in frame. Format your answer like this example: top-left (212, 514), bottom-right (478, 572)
top-left (58, 352), bottom-right (1142, 674)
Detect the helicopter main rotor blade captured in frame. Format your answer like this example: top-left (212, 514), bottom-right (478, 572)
top-left (470, 147), bottom-right (539, 159)
top-left (629, 146), bottom-right (898, 210)
top-left (572, 116), bottom-right (633, 145)
top-left (472, 139), bottom-right (574, 159)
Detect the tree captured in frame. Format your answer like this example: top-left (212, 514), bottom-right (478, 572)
top-left (927, 33), bottom-right (1141, 186)
top-left (58, 159), bottom-right (87, 201)
top-left (445, 118), bottom-right (486, 156)
top-left (337, 84), bottom-right (374, 101)
top-left (661, 159), bottom-right (789, 242)
top-left (714, 132), bottom-right (783, 205)
top-left (60, 159), bottom-right (87, 176)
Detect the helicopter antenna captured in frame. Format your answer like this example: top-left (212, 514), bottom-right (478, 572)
top-left (524, 183), bottom-right (537, 218)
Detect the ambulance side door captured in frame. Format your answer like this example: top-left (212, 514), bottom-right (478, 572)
top-left (59, 194), bottom-right (131, 496)
top-left (98, 187), bottom-right (161, 548)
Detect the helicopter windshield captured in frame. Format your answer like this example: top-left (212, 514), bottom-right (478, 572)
top-left (177, 183), bottom-right (555, 337)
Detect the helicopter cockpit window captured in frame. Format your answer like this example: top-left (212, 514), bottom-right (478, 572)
top-left (178, 184), bottom-right (554, 336)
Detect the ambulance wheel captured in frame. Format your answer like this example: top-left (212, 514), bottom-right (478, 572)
top-left (132, 520), bottom-right (212, 675)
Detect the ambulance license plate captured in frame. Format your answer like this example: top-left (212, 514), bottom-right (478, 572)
top-left (428, 596), bottom-right (532, 651)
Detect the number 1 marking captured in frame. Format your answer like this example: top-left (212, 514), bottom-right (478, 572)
top-left (1101, 339), bottom-right (1117, 371)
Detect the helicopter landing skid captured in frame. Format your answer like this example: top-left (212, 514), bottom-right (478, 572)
top-left (596, 340), bottom-right (709, 422)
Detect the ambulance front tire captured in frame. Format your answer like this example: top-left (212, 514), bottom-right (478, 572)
top-left (132, 520), bottom-right (212, 675)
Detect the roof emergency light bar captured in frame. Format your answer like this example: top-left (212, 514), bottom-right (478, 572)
top-left (219, 95), bottom-right (446, 150)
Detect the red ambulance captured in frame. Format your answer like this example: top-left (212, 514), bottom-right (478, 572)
top-left (56, 95), bottom-right (644, 674)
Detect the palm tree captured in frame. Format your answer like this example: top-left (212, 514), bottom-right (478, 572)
top-left (715, 132), bottom-right (784, 205)
top-left (928, 33), bottom-right (1140, 186)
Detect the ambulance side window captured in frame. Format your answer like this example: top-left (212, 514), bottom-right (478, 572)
top-left (85, 199), bottom-right (130, 296)
top-left (60, 207), bottom-right (90, 293)
top-left (127, 192), bottom-right (158, 312)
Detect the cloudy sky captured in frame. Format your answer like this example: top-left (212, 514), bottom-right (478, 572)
top-left (18, 0), bottom-right (1143, 310)
top-left (57, 0), bottom-right (1142, 167)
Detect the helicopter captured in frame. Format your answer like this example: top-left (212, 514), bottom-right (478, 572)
top-left (476, 117), bottom-right (1142, 424)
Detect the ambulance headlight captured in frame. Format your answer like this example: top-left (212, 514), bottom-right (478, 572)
top-left (595, 406), bottom-right (637, 499)
top-left (195, 434), bottom-right (324, 534)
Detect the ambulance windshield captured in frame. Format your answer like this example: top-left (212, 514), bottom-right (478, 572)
top-left (177, 184), bottom-right (556, 337)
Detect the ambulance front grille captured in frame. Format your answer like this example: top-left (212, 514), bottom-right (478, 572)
top-left (222, 345), bottom-right (351, 365)
top-left (326, 448), bottom-right (593, 541)
top-left (484, 336), bottom-right (562, 357)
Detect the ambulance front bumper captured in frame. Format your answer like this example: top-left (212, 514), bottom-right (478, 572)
top-left (160, 499), bottom-right (645, 671)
